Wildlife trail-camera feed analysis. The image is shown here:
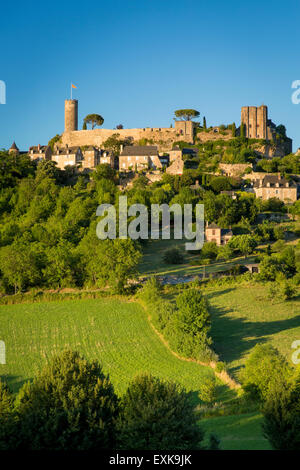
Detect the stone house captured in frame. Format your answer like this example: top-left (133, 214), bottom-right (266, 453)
top-left (205, 223), bottom-right (233, 246)
top-left (100, 150), bottom-right (115, 167)
top-left (81, 146), bottom-right (100, 169)
top-left (168, 146), bottom-right (198, 162)
top-left (52, 145), bottom-right (83, 170)
top-left (166, 156), bottom-right (184, 175)
top-left (29, 144), bottom-right (52, 162)
top-left (253, 174), bottom-right (298, 202)
top-left (119, 145), bottom-right (162, 171)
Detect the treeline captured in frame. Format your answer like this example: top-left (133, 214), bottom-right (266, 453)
top-left (0, 154), bottom-right (141, 294)
top-left (139, 280), bottom-right (218, 364)
top-left (0, 350), bottom-right (209, 450)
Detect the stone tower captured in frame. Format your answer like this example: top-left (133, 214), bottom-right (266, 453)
top-left (241, 105), bottom-right (268, 139)
top-left (65, 99), bottom-right (78, 132)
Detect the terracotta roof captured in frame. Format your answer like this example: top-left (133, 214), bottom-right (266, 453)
top-left (120, 145), bottom-right (158, 156)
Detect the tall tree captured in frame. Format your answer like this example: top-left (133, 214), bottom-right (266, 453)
top-left (174, 109), bottom-right (200, 121)
top-left (16, 350), bottom-right (119, 450)
top-left (83, 114), bottom-right (104, 129)
top-left (117, 374), bottom-right (204, 450)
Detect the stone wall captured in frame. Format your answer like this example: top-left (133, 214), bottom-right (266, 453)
top-left (219, 163), bottom-right (253, 176)
top-left (61, 126), bottom-right (194, 152)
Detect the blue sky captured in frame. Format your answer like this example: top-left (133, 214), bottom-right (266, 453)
top-left (1, 0), bottom-right (299, 150)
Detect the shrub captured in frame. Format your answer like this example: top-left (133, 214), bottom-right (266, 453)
top-left (239, 344), bottom-right (292, 401)
top-left (117, 374), bottom-right (204, 450)
top-left (163, 247), bottom-right (184, 264)
top-left (198, 376), bottom-right (217, 406)
top-left (262, 379), bottom-right (300, 450)
top-left (16, 350), bottom-right (119, 450)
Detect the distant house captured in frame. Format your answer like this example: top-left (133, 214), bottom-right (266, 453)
top-left (220, 190), bottom-right (237, 199)
top-left (166, 156), bottom-right (184, 175)
top-left (119, 145), bottom-right (162, 171)
top-left (253, 174), bottom-right (298, 202)
top-left (190, 180), bottom-right (204, 192)
top-left (100, 149), bottom-right (115, 167)
top-left (52, 145), bottom-right (83, 170)
top-left (8, 142), bottom-right (19, 155)
top-left (29, 144), bottom-right (52, 162)
top-left (81, 146), bottom-right (100, 170)
top-left (205, 223), bottom-right (233, 246)
top-left (168, 146), bottom-right (198, 162)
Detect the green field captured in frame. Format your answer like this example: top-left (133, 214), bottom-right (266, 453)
top-left (201, 412), bottom-right (271, 450)
top-left (207, 284), bottom-right (300, 378)
top-left (139, 237), bottom-right (256, 278)
top-left (0, 297), bottom-right (228, 401)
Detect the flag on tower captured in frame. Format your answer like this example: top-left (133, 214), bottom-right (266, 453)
top-left (70, 83), bottom-right (77, 99)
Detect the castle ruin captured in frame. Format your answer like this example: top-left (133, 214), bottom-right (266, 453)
top-left (61, 99), bottom-right (197, 151)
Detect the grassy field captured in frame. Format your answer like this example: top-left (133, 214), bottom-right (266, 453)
top-left (0, 297), bottom-right (231, 401)
top-left (139, 237), bottom-right (256, 278)
top-left (201, 412), bottom-right (271, 450)
top-left (207, 284), bottom-right (300, 378)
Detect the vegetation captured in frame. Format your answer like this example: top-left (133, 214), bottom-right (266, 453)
top-left (83, 114), bottom-right (104, 129)
top-left (174, 109), bottom-right (200, 121)
top-left (117, 374), bottom-right (204, 450)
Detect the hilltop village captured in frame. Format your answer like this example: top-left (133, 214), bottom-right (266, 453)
top-left (9, 100), bottom-right (299, 206)
top-left (2, 101), bottom-right (300, 451)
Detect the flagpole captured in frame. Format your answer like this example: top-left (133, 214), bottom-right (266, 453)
top-left (71, 82), bottom-right (72, 100)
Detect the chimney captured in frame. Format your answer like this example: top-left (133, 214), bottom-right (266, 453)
top-left (278, 172), bottom-right (281, 180)
top-left (38, 144), bottom-right (41, 151)
top-left (120, 144), bottom-right (124, 154)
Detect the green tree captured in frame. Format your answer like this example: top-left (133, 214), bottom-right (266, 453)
top-left (174, 109), bottom-right (200, 121)
top-left (0, 381), bottom-right (18, 450)
top-left (262, 379), bottom-right (300, 450)
top-left (231, 122), bottom-right (236, 137)
top-left (203, 116), bottom-right (207, 129)
top-left (83, 113), bottom-right (104, 129)
top-left (239, 344), bottom-right (292, 401)
top-left (199, 376), bottom-right (217, 406)
top-left (16, 350), bottom-right (119, 450)
top-left (117, 374), bottom-right (204, 450)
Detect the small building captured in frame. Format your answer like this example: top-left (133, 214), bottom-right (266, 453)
top-left (253, 174), bottom-right (297, 202)
top-left (243, 263), bottom-right (260, 274)
top-left (166, 156), bottom-right (184, 175)
top-left (205, 223), bottom-right (233, 246)
top-left (52, 145), bottom-right (83, 170)
top-left (100, 149), bottom-right (115, 167)
top-left (29, 144), bottom-right (52, 162)
top-left (220, 190), bottom-right (238, 199)
top-left (190, 180), bottom-right (204, 192)
top-left (81, 146), bottom-right (100, 170)
top-left (119, 145), bottom-right (162, 171)
top-left (9, 142), bottom-right (19, 155)
top-left (168, 146), bottom-right (198, 162)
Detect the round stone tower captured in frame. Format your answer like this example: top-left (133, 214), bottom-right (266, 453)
top-left (64, 99), bottom-right (78, 132)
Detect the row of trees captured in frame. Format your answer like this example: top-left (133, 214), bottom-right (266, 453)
top-left (0, 350), bottom-right (207, 450)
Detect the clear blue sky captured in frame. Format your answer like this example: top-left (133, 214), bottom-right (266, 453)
top-left (1, 0), bottom-right (299, 150)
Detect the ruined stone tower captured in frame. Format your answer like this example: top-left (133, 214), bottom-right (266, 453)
top-left (65, 99), bottom-right (78, 132)
top-left (241, 105), bottom-right (268, 139)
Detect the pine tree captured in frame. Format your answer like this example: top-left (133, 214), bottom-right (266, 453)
top-left (203, 116), bottom-right (207, 129)
top-left (231, 122), bottom-right (236, 137)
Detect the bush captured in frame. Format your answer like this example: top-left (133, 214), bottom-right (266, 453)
top-left (198, 376), bottom-right (217, 406)
top-left (117, 374), bottom-right (204, 450)
top-left (16, 350), bottom-right (119, 450)
top-left (163, 247), bottom-right (184, 264)
top-left (239, 344), bottom-right (292, 401)
top-left (262, 379), bottom-right (300, 450)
